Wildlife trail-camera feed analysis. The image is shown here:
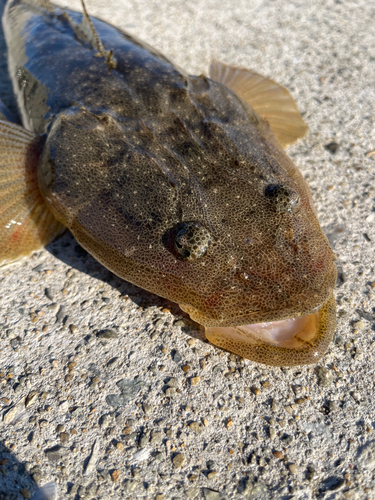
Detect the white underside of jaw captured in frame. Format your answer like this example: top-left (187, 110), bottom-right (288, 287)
top-left (206, 311), bottom-right (318, 349)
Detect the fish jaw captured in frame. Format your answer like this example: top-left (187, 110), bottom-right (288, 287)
top-left (204, 293), bottom-right (336, 366)
top-left (179, 262), bottom-right (337, 366)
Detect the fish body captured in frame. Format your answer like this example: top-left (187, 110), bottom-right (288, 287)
top-left (0, 0), bottom-right (336, 365)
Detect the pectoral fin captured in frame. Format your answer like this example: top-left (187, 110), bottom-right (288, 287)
top-left (209, 59), bottom-right (308, 147)
top-left (0, 120), bottom-right (65, 267)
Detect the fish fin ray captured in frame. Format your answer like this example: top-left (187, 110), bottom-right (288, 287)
top-left (0, 121), bottom-right (65, 267)
top-left (209, 59), bottom-right (308, 147)
top-left (79, 0), bottom-right (104, 53)
top-left (61, 1), bottom-right (117, 69)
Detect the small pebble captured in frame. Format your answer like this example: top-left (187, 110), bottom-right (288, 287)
top-left (84, 439), bottom-right (100, 476)
top-left (186, 487), bottom-right (199, 499)
top-left (132, 468), bottom-right (140, 477)
top-left (289, 464), bottom-right (299, 474)
top-left (172, 454), bottom-right (185, 468)
top-left (111, 469), bottom-right (121, 482)
top-left (190, 377), bottom-right (200, 386)
top-left (167, 377), bottom-right (179, 388)
top-left (107, 357), bottom-right (119, 368)
top-left (97, 329), bottom-right (118, 340)
top-left (3, 397), bottom-right (27, 424)
top-left (139, 434), bottom-right (149, 447)
top-left (200, 358), bottom-right (207, 370)
top-left (150, 431), bottom-right (162, 444)
top-left (25, 391), bottom-right (38, 408)
top-left (353, 320), bottom-right (365, 329)
top-left (189, 422), bottom-right (204, 434)
top-left (45, 446), bottom-right (63, 463)
top-left (328, 400), bottom-right (339, 412)
top-left (142, 403), bottom-right (152, 414)
top-left (60, 432), bottom-right (69, 443)
top-left (316, 366), bottom-right (333, 387)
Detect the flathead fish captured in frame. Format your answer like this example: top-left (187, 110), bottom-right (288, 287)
top-left (0, 0), bottom-right (336, 366)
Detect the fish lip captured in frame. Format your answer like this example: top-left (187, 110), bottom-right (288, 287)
top-left (205, 293), bottom-right (337, 366)
top-left (181, 261), bottom-right (337, 328)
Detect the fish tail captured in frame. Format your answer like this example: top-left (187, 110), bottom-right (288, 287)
top-left (0, 119), bottom-right (65, 267)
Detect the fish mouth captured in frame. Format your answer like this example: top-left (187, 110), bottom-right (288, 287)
top-left (204, 293), bottom-right (336, 366)
top-left (179, 262), bottom-right (337, 366)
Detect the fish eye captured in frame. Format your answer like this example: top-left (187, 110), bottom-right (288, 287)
top-left (264, 184), bottom-right (300, 213)
top-left (166, 222), bottom-right (213, 261)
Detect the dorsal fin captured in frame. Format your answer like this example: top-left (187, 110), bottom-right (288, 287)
top-left (62, 0), bottom-right (117, 70)
top-left (209, 59), bottom-right (308, 148)
top-left (79, 0), bottom-right (104, 53)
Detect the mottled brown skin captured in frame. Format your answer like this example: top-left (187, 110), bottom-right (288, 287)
top-left (39, 102), bottom-right (336, 330)
top-left (3, 0), bottom-right (336, 365)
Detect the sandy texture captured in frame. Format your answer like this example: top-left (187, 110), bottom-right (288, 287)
top-left (0, 0), bottom-right (375, 499)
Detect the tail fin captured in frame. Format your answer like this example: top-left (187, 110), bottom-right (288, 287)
top-left (0, 120), bottom-right (65, 267)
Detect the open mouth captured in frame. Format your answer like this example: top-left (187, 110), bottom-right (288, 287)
top-left (178, 263), bottom-right (337, 366)
top-left (206, 311), bottom-right (318, 350)
top-left (204, 293), bottom-right (336, 366)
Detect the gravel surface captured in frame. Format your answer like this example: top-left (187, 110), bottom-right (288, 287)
top-left (1, 0), bottom-right (375, 499)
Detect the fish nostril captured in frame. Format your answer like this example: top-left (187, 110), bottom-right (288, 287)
top-left (164, 222), bottom-right (213, 261)
top-left (264, 184), bottom-right (300, 213)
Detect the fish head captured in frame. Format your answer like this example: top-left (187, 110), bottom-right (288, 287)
top-left (38, 83), bottom-right (336, 366)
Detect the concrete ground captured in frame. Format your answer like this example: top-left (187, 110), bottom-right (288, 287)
top-left (1, 0), bottom-right (375, 498)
